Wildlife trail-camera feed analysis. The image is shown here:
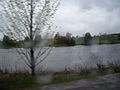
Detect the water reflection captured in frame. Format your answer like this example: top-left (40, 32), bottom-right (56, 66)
top-left (0, 44), bottom-right (120, 72)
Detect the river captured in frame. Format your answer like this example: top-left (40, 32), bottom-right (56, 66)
top-left (0, 44), bottom-right (120, 72)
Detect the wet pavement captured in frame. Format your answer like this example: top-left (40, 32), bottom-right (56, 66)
top-left (41, 73), bottom-right (120, 90)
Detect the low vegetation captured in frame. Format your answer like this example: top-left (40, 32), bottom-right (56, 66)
top-left (0, 60), bottom-right (120, 89)
top-left (0, 75), bottom-right (37, 90)
top-left (42, 60), bottom-right (120, 85)
top-left (0, 71), bottom-right (37, 90)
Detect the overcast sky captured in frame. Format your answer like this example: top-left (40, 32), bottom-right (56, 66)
top-left (0, 0), bottom-right (120, 39)
top-left (54, 0), bottom-right (120, 36)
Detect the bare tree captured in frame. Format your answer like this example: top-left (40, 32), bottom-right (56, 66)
top-left (0, 0), bottom-right (61, 75)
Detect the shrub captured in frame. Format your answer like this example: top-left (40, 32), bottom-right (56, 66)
top-left (108, 60), bottom-right (120, 73)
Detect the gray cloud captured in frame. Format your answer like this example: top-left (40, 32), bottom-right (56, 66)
top-left (0, 0), bottom-right (120, 37)
top-left (54, 0), bottom-right (120, 36)
top-left (77, 0), bottom-right (120, 11)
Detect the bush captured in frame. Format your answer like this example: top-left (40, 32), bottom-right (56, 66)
top-left (79, 68), bottom-right (91, 75)
top-left (108, 61), bottom-right (120, 73)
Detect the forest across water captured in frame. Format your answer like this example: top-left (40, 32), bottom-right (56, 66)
top-left (0, 32), bottom-right (120, 48)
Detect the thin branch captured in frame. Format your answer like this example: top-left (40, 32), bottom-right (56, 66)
top-left (36, 48), bottom-right (52, 66)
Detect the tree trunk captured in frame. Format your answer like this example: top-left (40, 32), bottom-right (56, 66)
top-left (30, 0), bottom-right (35, 76)
top-left (30, 48), bottom-right (35, 76)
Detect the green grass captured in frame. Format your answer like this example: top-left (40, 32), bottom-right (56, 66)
top-left (43, 68), bottom-right (116, 85)
top-left (51, 74), bottom-right (92, 84)
top-left (0, 75), bottom-right (37, 90)
top-left (43, 73), bottom-right (106, 85)
top-left (0, 66), bottom-right (120, 89)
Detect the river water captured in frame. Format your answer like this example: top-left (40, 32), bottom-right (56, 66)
top-left (0, 44), bottom-right (120, 72)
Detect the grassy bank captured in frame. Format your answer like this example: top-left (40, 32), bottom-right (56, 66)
top-left (42, 63), bottom-right (120, 85)
top-left (0, 72), bottom-right (37, 90)
top-left (0, 68), bottom-right (120, 90)
top-left (41, 71), bottom-right (106, 85)
top-left (0, 60), bottom-right (120, 89)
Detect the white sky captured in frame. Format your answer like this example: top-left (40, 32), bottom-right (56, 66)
top-left (0, 0), bottom-right (120, 39)
top-left (54, 0), bottom-right (120, 36)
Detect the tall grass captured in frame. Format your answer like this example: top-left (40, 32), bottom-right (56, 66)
top-left (107, 60), bottom-right (120, 73)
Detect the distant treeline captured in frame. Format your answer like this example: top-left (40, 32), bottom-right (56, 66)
top-left (0, 35), bottom-right (43, 48)
top-left (0, 32), bottom-right (120, 48)
top-left (75, 33), bottom-right (120, 45)
top-left (0, 35), bottom-right (19, 48)
top-left (50, 32), bottom-right (75, 46)
top-left (51, 32), bottom-right (120, 46)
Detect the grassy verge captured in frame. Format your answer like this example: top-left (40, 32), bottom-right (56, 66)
top-left (0, 60), bottom-right (120, 89)
top-left (44, 72), bottom-right (107, 85)
top-left (0, 69), bottom-right (115, 89)
top-left (42, 66), bottom-right (120, 85)
top-left (0, 74), bottom-right (37, 90)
